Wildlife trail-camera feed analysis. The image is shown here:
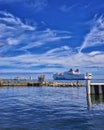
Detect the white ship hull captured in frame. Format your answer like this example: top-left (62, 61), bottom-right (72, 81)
top-left (53, 74), bottom-right (85, 80)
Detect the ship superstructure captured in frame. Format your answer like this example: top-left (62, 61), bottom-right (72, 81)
top-left (53, 69), bottom-right (92, 80)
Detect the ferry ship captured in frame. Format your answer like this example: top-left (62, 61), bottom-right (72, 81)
top-left (53, 69), bottom-right (92, 80)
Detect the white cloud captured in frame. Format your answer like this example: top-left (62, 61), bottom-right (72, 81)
top-left (60, 4), bottom-right (77, 13)
top-left (46, 46), bottom-right (72, 57)
top-left (0, 45), bottom-right (104, 72)
top-left (25, 0), bottom-right (48, 12)
top-left (20, 29), bottom-right (71, 50)
top-left (0, 12), bottom-right (104, 72)
top-left (0, 11), bottom-right (36, 30)
top-left (80, 16), bottom-right (104, 51)
top-left (0, 11), bottom-right (36, 48)
top-left (0, 0), bottom-right (48, 12)
top-left (7, 38), bottom-right (19, 45)
top-left (0, 11), bottom-right (71, 54)
top-left (88, 51), bottom-right (103, 56)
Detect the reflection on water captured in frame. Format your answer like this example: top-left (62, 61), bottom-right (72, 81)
top-left (91, 95), bottom-right (104, 104)
top-left (87, 94), bottom-right (104, 110)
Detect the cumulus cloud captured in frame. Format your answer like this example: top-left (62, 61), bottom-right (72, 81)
top-left (80, 15), bottom-right (104, 51)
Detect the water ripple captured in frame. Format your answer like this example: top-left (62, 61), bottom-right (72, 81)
top-left (0, 87), bottom-right (104, 130)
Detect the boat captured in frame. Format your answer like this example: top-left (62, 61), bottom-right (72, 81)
top-left (53, 69), bottom-right (92, 80)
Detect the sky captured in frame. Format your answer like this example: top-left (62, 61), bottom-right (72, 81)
top-left (0, 0), bottom-right (104, 73)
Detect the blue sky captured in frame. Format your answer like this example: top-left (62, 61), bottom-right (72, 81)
top-left (0, 0), bottom-right (104, 72)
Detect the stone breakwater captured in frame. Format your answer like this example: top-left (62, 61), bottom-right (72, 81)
top-left (0, 78), bottom-right (85, 87)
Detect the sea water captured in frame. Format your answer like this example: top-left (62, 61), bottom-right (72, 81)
top-left (0, 73), bottom-right (104, 130)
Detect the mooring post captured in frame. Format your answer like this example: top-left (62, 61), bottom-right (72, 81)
top-left (86, 79), bottom-right (91, 95)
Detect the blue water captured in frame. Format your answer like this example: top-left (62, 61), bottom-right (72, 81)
top-left (0, 73), bottom-right (104, 130)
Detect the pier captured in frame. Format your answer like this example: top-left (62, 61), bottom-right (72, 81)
top-left (86, 79), bottom-right (104, 95)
